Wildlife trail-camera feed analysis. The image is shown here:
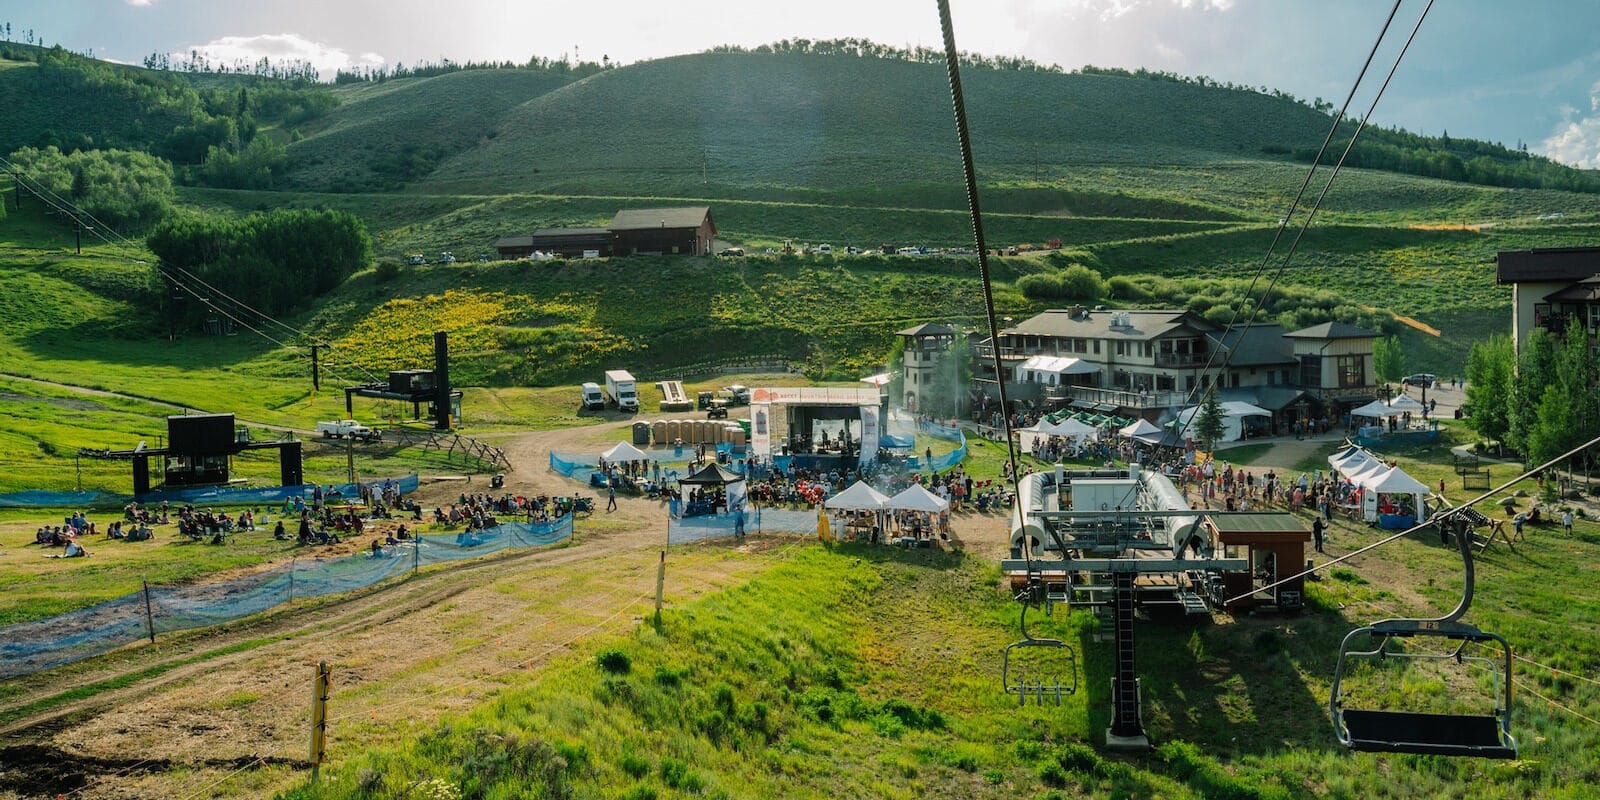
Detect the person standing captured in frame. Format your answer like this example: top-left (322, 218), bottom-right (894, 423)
top-left (606, 483), bottom-right (617, 512)
top-left (1312, 516), bottom-right (1326, 554)
top-left (1563, 509), bottom-right (1574, 536)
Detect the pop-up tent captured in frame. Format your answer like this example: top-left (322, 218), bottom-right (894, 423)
top-left (823, 480), bottom-right (889, 510)
top-left (1120, 418), bottom-right (1164, 443)
top-left (885, 483), bottom-right (950, 539)
top-left (601, 441), bottom-right (651, 462)
top-left (675, 462), bottom-right (746, 517)
top-left (886, 483), bottom-right (949, 513)
top-left (1360, 465), bottom-right (1429, 527)
top-left (1351, 400), bottom-right (1406, 419)
top-left (1173, 401), bottom-right (1272, 443)
top-left (1019, 416), bottom-right (1097, 452)
top-left (1387, 394), bottom-right (1426, 412)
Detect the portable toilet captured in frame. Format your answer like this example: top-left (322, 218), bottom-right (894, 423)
top-left (666, 420), bottom-right (682, 444)
top-left (632, 422), bottom-right (651, 446)
top-left (729, 426), bottom-right (746, 447)
top-left (693, 420), bottom-right (709, 443)
top-left (651, 420), bottom-right (666, 445)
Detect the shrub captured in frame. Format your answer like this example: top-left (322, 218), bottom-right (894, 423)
top-left (374, 259), bottom-right (402, 282)
top-left (619, 753), bottom-right (650, 779)
top-left (596, 648), bottom-right (631, 674)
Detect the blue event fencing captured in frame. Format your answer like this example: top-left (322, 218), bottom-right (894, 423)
top-left (0, 475), bottom-right (421, 509)
top-left (667, 508), bottom-right (819, 544)
top-left (0, 515), bottom-right (571, 680)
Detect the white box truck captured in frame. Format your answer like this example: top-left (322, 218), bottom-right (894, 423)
top-left (580, 382), bottom-right (606, 410)
top-left (604, 370), bottom-right (639, 412)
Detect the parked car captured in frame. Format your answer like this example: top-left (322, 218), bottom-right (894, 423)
top-left (1402, 373), bottom-right (1438, 388)
top-left (718, 247), bottom-right (745, 257)
top-left (706, 406), bottom-right (728, 419)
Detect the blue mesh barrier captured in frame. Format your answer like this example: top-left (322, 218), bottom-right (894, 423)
top-left (0, 515), bottom-right (572, 679)
top-left (667, 508), bottom-right (818, 544)
top-left (0, 475), bottom-right (421, 509)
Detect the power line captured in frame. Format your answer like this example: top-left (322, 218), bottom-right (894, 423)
top-left (1, 158), bottom-right (385, 384)
top-left (1171, 0), bottom-right (1425, 443)
top-left (1516, 653), bottom-right (1600, 690)
top-left (1520, 682), bottom-right (1600, 729)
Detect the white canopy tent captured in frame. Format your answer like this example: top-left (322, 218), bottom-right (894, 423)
top-left (1359, 465), bottom-right (1430, 526)
top-left (823, 480), bottom-right (889, 510)
top-left (886, 484), bottom-right (949, 513)
top-left (1173, 401), bottom-right (1272, 443)
top-left (1351, 400), bottom-right (1406, 419)
top-left (601, 440), bottom-right (650, 462)
top-left (859, 373), bottom-right (892, 387)
top-left (1387, 394), bottom-right (1426, 412)
top-left (1120, 419), bottom-right (1164, 441)
top-left (1019, 417), bottom-right (1098, 452)
top-left (884, 483), bottom-right (950, 539)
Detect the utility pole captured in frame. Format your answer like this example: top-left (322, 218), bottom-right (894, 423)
top-left (345, 435), bottom-right (356, 484)
top-left (310, 344), bottom-right (320, 391)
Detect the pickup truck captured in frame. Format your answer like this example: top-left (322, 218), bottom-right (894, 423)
top-left (316, 420), bottom-right (382, 442)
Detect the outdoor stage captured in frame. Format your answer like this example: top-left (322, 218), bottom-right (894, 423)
top-left (749, 386), bottom-right (885, 471)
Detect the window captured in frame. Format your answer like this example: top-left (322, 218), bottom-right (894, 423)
top-left (1093, 340), bottom-right (1101, 355)
top-left (1157, 374), bottom-right (1175, 391)
top-left (1076, 338), bottom-right (1088, 353)
top-left (1186, 376), bottom-right (1196, 391)
top-left (1224, 544), bottom-right (1247, 560)
top-left (1231, 373), bottom-right (1241, 388)
top-left (1115, 341), bottom-right (1126, 356)
top-left (1336, 355), bottom-right (1364, 388)
top-left (1300, 355), bottom-right (1322, 388)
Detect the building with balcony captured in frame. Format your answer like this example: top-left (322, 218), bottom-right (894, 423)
top-left (896, 322), bottom-right (957, 414)
top-left (971, 306), bottom-right (1377, 427)
top-left (1496, 246), bottom-right (1600, 354)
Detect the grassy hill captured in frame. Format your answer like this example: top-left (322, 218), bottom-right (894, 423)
top-left (421, 52), bottom-right (1338, 197)
top-left (283, 68), bottom-right (582, 192)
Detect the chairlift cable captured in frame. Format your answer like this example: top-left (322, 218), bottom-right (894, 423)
top-left (934, 0), bottom-right (1022, 502)
top-left (1224, 427), bottom-right (1600, 605)
top-left (1514, 653), bottom-right (1600, 690)
top-left (1519, 681), bottom-right (1600, 728)
top-left (1168, 0), bottom-right (1421, 446)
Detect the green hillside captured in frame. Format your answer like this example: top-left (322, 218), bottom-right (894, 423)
top-left (423, 52), bottom-right (1338, 196)
top-left (283, 68), bottom-right (582, 191)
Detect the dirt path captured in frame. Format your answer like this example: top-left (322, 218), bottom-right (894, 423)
top-left (0, 417), bottom-right (1013, 800)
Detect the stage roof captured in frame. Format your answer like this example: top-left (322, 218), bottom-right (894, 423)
top-left (750, 387), bottom-right (882, 406)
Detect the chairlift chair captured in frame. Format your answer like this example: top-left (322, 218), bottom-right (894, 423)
top-left (1329, 515), bottom-right (1517, 758)
top-left (1002, 580), bottom-right (1079, 705)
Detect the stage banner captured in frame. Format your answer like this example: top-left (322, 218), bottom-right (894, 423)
top-left (860, 405), bottom-right (880, 466)
top-left (751, 403), bottom-right (772, 458)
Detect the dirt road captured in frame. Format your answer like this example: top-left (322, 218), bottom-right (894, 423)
top-left (0, 418), bottom-right (1010, 800)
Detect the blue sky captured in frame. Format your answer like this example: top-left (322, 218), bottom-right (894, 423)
top-left (6, 0), bottom-right (1600, 166)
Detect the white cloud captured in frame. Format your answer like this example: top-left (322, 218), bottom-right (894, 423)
top-left (173, 33), bottom-right (384, 78)
top-left (126, 0), bottom-right (154, 6)
top-left (1541, 80), bottom-right (1600, 167)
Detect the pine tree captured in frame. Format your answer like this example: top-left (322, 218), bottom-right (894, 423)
top-left (1193, 385), bottom-right (1228, 454)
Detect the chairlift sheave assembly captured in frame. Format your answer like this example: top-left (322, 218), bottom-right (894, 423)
top-left (1329, 514), bottom-right (1517, 758)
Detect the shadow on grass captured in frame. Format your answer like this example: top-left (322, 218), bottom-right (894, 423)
top-left (827, 539), bottom-right (968, 571)
top-left (1081, 602), bottom-right (1354, 760)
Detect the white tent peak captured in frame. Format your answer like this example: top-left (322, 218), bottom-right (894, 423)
top-left (824, 480), bottom-right (890, 510)
top-left (601, 441), bottom-right (650, 462)
top-left (886, 483), bottom-right (949, 512)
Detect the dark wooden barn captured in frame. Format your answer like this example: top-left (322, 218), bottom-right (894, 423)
top-left (609, 206), bottom-right (716, 256)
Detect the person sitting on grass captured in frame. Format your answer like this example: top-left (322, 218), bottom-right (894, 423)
top-left (62, 539), bottom-right (89, 558)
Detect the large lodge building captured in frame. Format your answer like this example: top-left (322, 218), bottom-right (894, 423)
top-left (971, 306), bottom-right (1380, 430)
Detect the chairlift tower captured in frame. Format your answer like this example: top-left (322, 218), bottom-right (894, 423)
top-left (1003, 466), bottom-right (1248, 750)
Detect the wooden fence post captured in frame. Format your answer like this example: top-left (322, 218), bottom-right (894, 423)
top-left (142, 578), bottom-right (156, 644)
top-left (653, 550), bottom-right (667, 630)
top-left (310, 661), bottom-right (331, 780)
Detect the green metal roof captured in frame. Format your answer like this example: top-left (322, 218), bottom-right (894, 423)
top-left (1206, 512), bottom-right (1306, 532)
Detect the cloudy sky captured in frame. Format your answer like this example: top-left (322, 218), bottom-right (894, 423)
top-left (8, 0), bottom-right (1600, 166)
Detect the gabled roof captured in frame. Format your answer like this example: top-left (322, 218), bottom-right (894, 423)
top-left (531, 227), bottom-right (609, 238)
top-left (1497, 247), bottom-right (1600, 284)
top-left (1209, 324), bottom-right (1294, 366)
top-left (1008, 309), bottom-right (1216, 341)
top-left (1283, 321), bottom-right (1378, 340)
top-left (897, 322), bottom-right (955, 337)
top-left (493, 236), bottom-right (533, 248)
top-left (609, 207), bottom-right (713, 231)
top-left (1543, 275), bottom-right (1600, 303)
